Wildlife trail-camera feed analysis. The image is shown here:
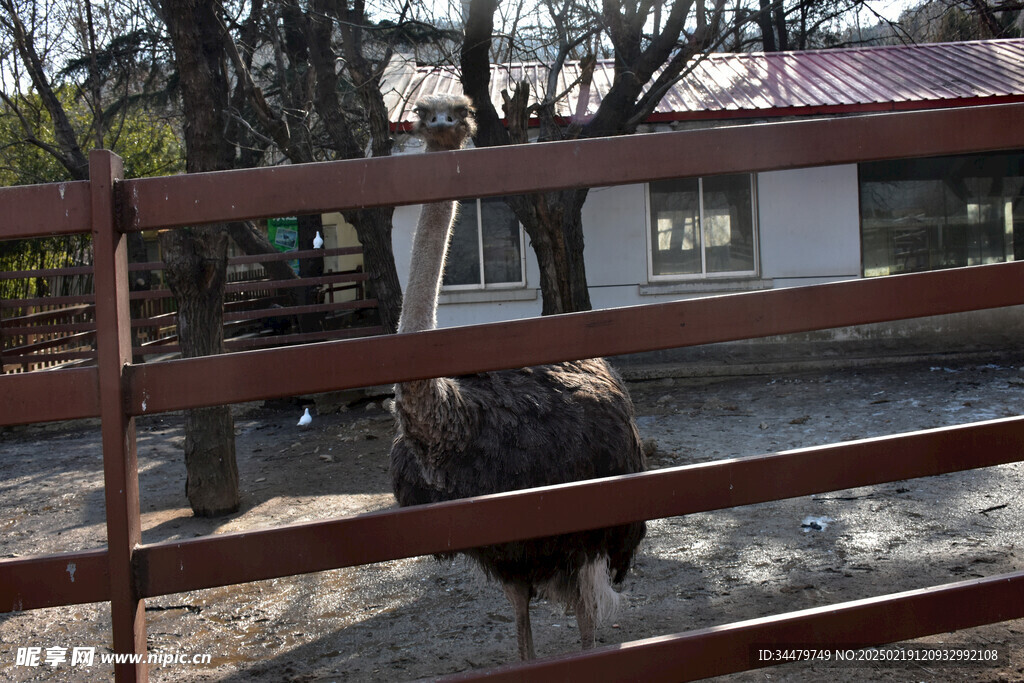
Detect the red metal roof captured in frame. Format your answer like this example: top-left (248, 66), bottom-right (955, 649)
top-left (383, 38), bottom-right (1024, 128)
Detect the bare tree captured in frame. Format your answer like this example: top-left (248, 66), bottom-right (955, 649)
top-left (0, 1), bottom-right (176, 286)
top-left (459, 0), bottom-right (921, 315)
top-left (897, 0), bottom-right (1022, 41)
top-left (1, 0), bottom-right (434, 516)
top-left (217, 0), bottom-right (429, 334)
top-left (149, 0), bottom-right (452, 513)
top-left (462, 0), bottom-right (729, 314)
top-left (1, 0), bottom-right (93, 179)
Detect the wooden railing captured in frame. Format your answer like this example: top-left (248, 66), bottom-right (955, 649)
top-left (0, 248), bottom-right (379, 372)
top-left (2, 102), bottom-right (1024, 682)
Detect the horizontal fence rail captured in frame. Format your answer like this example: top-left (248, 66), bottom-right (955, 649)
top-left (445, 569), bottom-right (1024, 682)
top-left (0, 180), bottom-right (91, 238)
top-left (1, 368), bottom-right (100, 425)
top-left (121, 260), bottom-right (1024, 417)
top-left (3, 413), bottom-right (1022, 606)
top-left (0, 548), bottom-right (110, 612)
top-left (133, 415), bottom-right (1024, 597)
top-left (8, 260), bottom-right (1022, 425)
top-left (2, 104), bottom-right (1024, 682)
top-left (121, 103), bottom-right (1024, 230)
top-left (4, 104), bottom-right (1023, 241)
top-left (3, 414), bottom-right (1024, 680)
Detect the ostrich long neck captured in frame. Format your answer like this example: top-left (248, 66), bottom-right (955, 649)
top-left (397, 200), bottom-right (457, 333)
top-left (394, 198), bottom-right (469, 454)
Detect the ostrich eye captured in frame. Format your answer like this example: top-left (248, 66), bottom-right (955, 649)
top-left (455, 106), bottom-right (470, 119)
top-left (413, 107), bottom-right (426, 120)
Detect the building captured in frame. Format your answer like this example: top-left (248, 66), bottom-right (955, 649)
top-left (376, 39), bottom-right (1024, 366)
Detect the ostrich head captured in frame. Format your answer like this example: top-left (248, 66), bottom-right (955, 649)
top-left (413, 94), bottom-right (476, 152)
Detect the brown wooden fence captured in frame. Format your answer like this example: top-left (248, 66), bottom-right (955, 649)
top-left (1, 246), bottom-right (379, 373)
top-left (2, 102), bottom-right (1024, 682)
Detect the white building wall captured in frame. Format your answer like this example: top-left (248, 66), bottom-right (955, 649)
top-left (757, 164), bottom-right (862, 286)
top-left (391, 164), bottom-right (864, 329)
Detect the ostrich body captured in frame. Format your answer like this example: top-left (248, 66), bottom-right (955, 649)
top-left (390, 94), bottom-right (646, 660)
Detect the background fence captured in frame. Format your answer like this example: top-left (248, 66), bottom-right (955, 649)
top-left (2, 102), bottom-right (1024, 682)
top-left (1, 246), bottom-right (379, 373)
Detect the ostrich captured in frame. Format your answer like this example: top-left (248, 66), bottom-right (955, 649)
top-left (389, 94), bottom-right (646, 660)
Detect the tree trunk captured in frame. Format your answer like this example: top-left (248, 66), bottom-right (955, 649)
top-left (461, 4), bottom-right (596, 316)
top-left (159, 0), bottom-right (239, 517)
top-left (772, 0), bottom-right (789, 51)
top-left (348, 207), bottom-right (403, 333)
top-left (510, 189), bottom-right (592, 315)
top-left (299, 3), bottom-right (404, 334)
top-left (296, 213), bottom-right (324, 333)
top-left (158, 227), bottom-right (239, 516)
top-left (758, 0), bottom-right (777, 51)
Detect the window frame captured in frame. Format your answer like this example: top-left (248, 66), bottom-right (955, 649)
top-left (644, 174), bottom-right (760, 283)
top-left (440, 197), bottom-right (528, 292)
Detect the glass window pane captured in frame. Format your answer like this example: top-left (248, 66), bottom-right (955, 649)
top-left (964, 176), bottom-right (1022, 266)
top-left (860, 151), bottom-right (1024, 277)
top-left (442, 200), bottom-right (481, 286)
top-left (702, 174), bottom-right (755, 273)
top-left (860, 179), bottom-right (948, 276)
top-left (650, 178), bottom-right (701, 276)
top-left (480, 197), bottom-right (523, 285)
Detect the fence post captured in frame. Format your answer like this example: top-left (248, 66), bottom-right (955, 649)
top-left (90, 149), bottom-right (147, 682)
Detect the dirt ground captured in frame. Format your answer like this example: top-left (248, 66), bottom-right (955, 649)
top-left (2, 355), bottom-right (1024, 682)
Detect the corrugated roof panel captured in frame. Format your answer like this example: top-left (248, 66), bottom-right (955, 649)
top-left (688, 60), bottom-right (740, 110)
top-left (908, 49), bottom-right (995, 98)
top-left (674, 59), bottom-right (730, 110)
top-left (829, 50), bottom-right (910, 102)
top-left (885, 51), bottom-right (962, 99)
top-left (703, 56), bottom-right (769, 109)
top-left (554, 63), bottom-right (576, 118)
top-left (652, 77), bottom-right (691, 112)
top-left (587, 61), bottom-right (616, 115)
top-left (948, 41), bottom-right (1024, 92)
top-left (385, 38), bottom-right (1024, 126)
top-left (799, 51), bottom-right (880, 104)
top-left (910, 45), bottom-right (985, 95)
top-left (725, 55), bottom-right (793, 109)
top-left (805, 50), bottom-right (894, 103)
top-left (987, 40), bottom-right (1024, 84)
top-left (770, 55), bottom-right (835, 106)
top-left (778, 53), bottom-right (843, 106)
top-left (791, 53), bottom-right (854, 103)
top-left (720, 55), bottom-right (787, 110)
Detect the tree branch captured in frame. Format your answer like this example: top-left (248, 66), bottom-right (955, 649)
top-left (460, 0), bottom-right (512, 148)
top-left (1, 0), bottom-right (90, 179)
top-left (216, 7), bottom-right (313, 163)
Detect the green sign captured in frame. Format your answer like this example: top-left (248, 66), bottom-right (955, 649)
top-left (267, 217), bottom-right (300, 274)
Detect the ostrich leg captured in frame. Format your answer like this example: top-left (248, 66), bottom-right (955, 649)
top-left (502, 581), bottom-right (536, 660)
top-left (576, 601), bottom-right (596, 650)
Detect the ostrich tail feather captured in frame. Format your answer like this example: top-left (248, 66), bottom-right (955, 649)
top-left (580, 555), bottom-right (622, 625)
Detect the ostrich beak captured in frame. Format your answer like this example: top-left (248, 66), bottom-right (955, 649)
top-left (425, 112), bottom-right (459, 129)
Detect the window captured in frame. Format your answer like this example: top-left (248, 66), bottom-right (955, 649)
top-left (443, 196), bottom-right (526, 289)
top-left (860, 151), bottom-right (1024, 277)
top-left (647, 174), bottom-right (758, 279)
